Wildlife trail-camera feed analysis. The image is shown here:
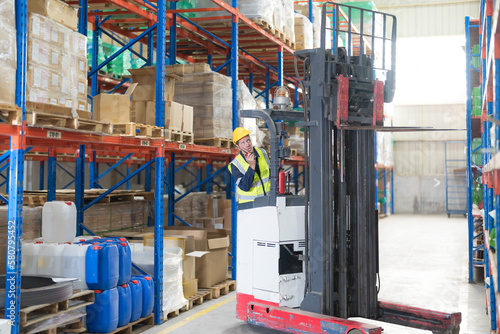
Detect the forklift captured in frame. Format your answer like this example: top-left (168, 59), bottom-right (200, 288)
top-left (235, 2), bottom-right (461, 333)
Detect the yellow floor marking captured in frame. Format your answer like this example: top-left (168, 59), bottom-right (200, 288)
top-left (159, 295), bottom-right (237, 333)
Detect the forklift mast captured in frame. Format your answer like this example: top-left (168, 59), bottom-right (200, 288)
top-left (237, 2), bottom-right (461, 333)
top-left (295, 2), bottom-right (396, 319)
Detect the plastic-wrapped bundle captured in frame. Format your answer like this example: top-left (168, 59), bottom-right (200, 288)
top-left (239, 0), bottom-right (274, 25)
top-left (194, 0), bottom-right (274, 27)
top-left (27, 13), bottom-right (88, 111)
top-left (294, 14), bottom-right (313, 50)
top-left (190, 192), bottom-right (208, 219)
top-left (173, 193), bottom-right (193, 225)
top-left (0, 0), bottom-right (16, 105)
top-left (273, 1), bottom-right (284, 33)
top-left (130, 244), bottom-right (187, 315)
top-left (282, 0), bottom-right (294, 42)
top-left (237, 80), bottom-right (265, 147)
top-left (174, 72), bottom-right (233, 139)
top-left (294, 3), bottom-right (331, 49)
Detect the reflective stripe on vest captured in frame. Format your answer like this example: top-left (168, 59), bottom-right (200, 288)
top-left (230, 148), bottom-right (271, 203)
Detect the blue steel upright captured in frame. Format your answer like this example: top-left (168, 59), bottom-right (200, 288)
top-left (5, 0), bottom-right (27, 332)
top-left (230, 0), bottom-right (239, 280)
top-left (155, 0), bottom-right (167, 324)
top-left (47, 148), bottom-right (56, 201)
top-left (465, 16), bottom-right (475, 284)
top-left (75, 145), bottom-right (86, 236)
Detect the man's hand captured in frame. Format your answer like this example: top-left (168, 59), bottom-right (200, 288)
top-left (246, 153), bottom-right (257, 170)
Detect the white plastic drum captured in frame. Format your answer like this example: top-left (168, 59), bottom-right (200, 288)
top-left (42, 201), bottom-right (77, 243)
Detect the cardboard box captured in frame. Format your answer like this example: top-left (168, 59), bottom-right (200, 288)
top-left (165, 101), bottom-right (183, 131)
top-left (182, 104), bottom-right (193, 133)
top-left (0, 65), bottom-right (16, 105)
top-left (28, 0), bottom-right (78, 31)
top-left (183, 255), bottom-right (196, 282)
top-left (128, 66), bottom-right (176, 100)
top-left (93, 83), bottom-right (137, 123)
top-left (131, 84), bottom-right (155, 102)
top-left (144, 233), bottom-right (196, 282)
top-left (131, 101), bottom-right (146, 124)
top-left (183, 278), bottom-right (198, 299)
top-left (164, 227), bottom-right (229, 288)
top-left (145, 101), bottom-right (156, 126)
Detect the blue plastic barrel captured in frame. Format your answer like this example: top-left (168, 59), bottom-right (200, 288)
top-left (129, 279), bottom-right (143, 322)
top-left (86, 243), bottom-right (119, 290)
top-left (81, 237), bottom-right (131, 286)
top-left (131, 275), bottom-right (154, 317)
top-left (86, 288), bottom-right (119, 333)
top-left (116, 239), bottom-right (132, 285)
top-left (117, 284), bottom-right (132, 327)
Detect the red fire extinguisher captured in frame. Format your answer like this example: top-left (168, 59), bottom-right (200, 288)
top-left (279, 169), bottom-right (285, 194)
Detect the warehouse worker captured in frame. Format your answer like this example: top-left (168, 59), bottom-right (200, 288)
top-left (229, 127), bottom-right (271, 203)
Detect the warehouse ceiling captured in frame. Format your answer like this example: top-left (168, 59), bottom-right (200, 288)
top-left (342, 0), bottom-right (480, 37)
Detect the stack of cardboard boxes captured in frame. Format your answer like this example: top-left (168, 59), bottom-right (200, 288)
top-left (93, 65), bottom-right (194, 135)
top-left (294, 14), bottom-right (313, 51)
top-left (164, 227), bottom-right (230, 291)
top-left (142, 226), bottom-right (230, 297)
top-left (27, 0), bottom-right (89, 114)
top-left (173, 66), bottom-right (233, 139)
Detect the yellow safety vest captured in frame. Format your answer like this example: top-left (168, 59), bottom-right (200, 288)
top-left (229, 148), bottom-right (271, 203)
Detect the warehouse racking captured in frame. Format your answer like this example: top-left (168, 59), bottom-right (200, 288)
top-left (466, 0), bottom-right (500, 330)
top-left (2, 1), bottom-right (394, 333)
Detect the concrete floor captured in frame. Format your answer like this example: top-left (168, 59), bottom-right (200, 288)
top-left (146, 214), bottom-right (490, 334)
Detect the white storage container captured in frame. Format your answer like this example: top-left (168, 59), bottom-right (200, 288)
top-left (21, 242), bottom-right (43, 275)
top-left (37, 243), bottom-right (65, 277)
top-left (60, 243), bottom-right (90, 290)
top-left (42, 201), bottom-right (76, 243)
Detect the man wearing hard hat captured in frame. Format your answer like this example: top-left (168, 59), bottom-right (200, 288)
top-left (229, 127), bottom-right (271, 203)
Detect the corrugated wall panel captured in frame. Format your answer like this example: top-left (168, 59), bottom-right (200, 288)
top-left (341, 1), bottom-right (479, 37)
top-left (392, 104), bottom-right (466, 141)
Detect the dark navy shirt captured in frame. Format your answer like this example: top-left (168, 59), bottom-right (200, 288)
top-left (230, 148), bottom-right (262, 192)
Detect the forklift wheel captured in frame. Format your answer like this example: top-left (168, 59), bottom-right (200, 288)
top-left (448, 214), bottom-right (450, 218)
top-left (348, 330), bottom-right (363, 334)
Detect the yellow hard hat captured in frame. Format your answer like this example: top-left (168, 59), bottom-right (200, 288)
top-left (232, 127), bottom-right (251, 144)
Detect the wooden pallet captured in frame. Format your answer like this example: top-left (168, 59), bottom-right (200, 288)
top-left (112, 123), bottom-right (163, 138)
top-left (75, 118), bottom-right (113, 134)
top-left (181, 290), bottom-right (213, 311)
top-left (199, 280), bottom-right (236, 299)
top-left (290, 148), bottom-right (298, 156)
top-left (1, 190), bottom-right (153, 207)
top-left (194, 137), bottom-right (232, 148)
top-left (3, 108), bottom-right (112, 135)
top-left (165, 129), bottom-right (194, 144)
top-left (20, 290), bottom-right (94, 328)
top-left (25, 111), bottom-right (78, 130)
top-left (88, 314), bottom-right (154, 334)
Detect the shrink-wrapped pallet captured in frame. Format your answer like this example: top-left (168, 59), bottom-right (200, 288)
top-left (130, 244), bottom-right (187, 315)
top-left (0, 0), bottom-right (17, 105)
top-left (237, 80), bottom-right (265, 147)
top-left (294, 3), bottom-right (331, 49)
top-left (194, 0), bottom-right (274, 28)
top-left (27, 13), bottom-right (88, 113)
top-left (273, 1), bottom-right (284, 34)
top-left (174, 72), bottom-right (232, 139)
top-left (294, 14), bottom-right (313, 50)
top-left (0, 206), bottom-right (42, 275)
top-left (84, 201), bottom-right (149, 234)
top-left (282, 0), bottom-right (295, 43)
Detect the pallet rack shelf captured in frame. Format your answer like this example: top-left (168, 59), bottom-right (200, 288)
top-left (467, 0), bottom-right (500, 331)
top-left (2, 1), bottom-right (311, 332)
top-left (2, 1), bottom-right (375, 333)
